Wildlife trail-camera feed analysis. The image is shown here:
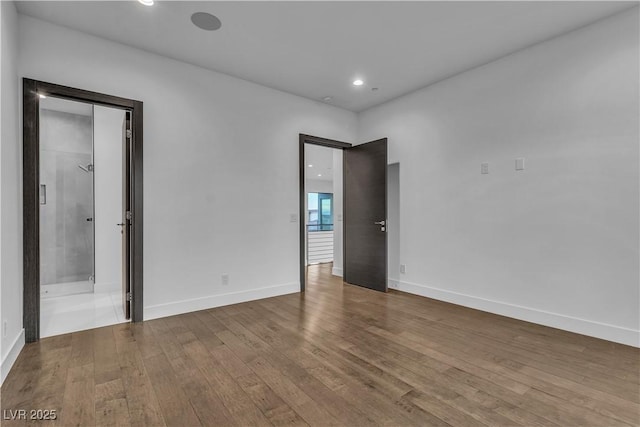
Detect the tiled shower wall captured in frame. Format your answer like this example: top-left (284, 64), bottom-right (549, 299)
top-left (39, 109), bottom-right (93, 285)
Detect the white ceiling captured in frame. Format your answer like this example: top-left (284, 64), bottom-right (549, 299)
top-left (40, 96), bottom-right (93, 116)
top-left (16, 1), bottom-right (636, 112)
top-left (305, 144), bottom-right (335, 182)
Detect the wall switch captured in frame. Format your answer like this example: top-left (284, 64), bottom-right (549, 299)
top-left (221, 274), bottom-right (229, 286)
top-left (515, 157), bottom-right (525, 171)
top-left (481, 162), bottom-right (489, 174)
top-left (289, 213), bottom-right (298, 223)
top-left (400, 264), bottom-right (406, 274)
top-left (3, 320), bottom-right (6, 338)
top-left (337, 214), bottom-right (343, 222)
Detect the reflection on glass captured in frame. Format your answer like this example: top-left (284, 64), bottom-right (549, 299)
top-left (307, 192), bottom-right (333, 231)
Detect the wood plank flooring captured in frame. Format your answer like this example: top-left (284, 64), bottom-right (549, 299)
top-left (2, 263), bottom-right (639, 426)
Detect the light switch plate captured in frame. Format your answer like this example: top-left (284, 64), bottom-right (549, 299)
top-left (481, 162), bottom-right (489, 174)
top-left (516, 158), bottom-right (525, 171)
top-left (290, 213), bottom-right (298, 223)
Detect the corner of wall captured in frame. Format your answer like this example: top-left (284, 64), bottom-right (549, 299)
top-left (396, 280), bottom-right (640, 347)
top-left (144, 282), bottom-right (299, 321)
top-left (0, 328), bottom-right (24, 385)
top-left (1, 0), bottom-right (24, 384)
top-left (357, 8), bottom-right (639, 347)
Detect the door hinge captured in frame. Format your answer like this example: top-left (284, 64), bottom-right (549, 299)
top-left (126, 292), bottom-right (133, 302)
top-left (126, 211), bottom-right (133, 221)
top-left (126, 129), bottom-right (132, 139)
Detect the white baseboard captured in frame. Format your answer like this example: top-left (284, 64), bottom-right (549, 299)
top-left (332, 267), bottom-right (343, 277)
top-left (144, 282), bottom-right (299, 321)
top-left (94, 281), bottom-right (120, 293)
top-left (395, 280), bottom-right (639, 348)
top-left (1, 329), bottom-right (25, 385)
top-left (41, 280), bottom-right (93, 298)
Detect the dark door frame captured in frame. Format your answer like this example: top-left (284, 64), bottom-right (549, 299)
top-left (299, 134), bottom-right (351, 291)
top-left (23, 78), bottom-right (144, 342)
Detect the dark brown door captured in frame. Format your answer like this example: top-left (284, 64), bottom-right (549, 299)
top-left (121, 112), bottom-right (132, 319)
top-left (344, 138), bottom-right (388, 292)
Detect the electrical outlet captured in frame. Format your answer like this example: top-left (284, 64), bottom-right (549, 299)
top-left (481, 162), bottom-right (489, 174)
top-left (515, 157), bottom-right (525, 171)
top-left (389, 281), bottom-right (399, 289)
top-left (221, 274), bottom-right (229, 286)
top-left (290, 213), bottom-right (298, 223)
top-left (3, 320), bottom-right (7, 338)
top-left (400, 264), bottom-right (406, 274)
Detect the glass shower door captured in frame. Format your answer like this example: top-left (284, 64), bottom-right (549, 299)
top-left (39, 97), bottom-right (95, 298)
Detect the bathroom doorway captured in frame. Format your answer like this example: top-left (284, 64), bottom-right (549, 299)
top-left (23, 79), bottom-right (143, 342)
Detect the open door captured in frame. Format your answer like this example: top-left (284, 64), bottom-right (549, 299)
top-left (344, 138), bottom-right (388, 292)
top-left (121, 112), bottom-right (132, 319)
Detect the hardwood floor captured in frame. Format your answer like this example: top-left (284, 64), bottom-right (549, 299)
top-left (2, 263), bottom-right (639, 426)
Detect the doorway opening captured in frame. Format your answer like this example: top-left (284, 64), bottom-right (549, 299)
top-left (299, 134), bottom-right (388, 293)
top-left (306, 192), bottom-right (334, 264)
top-left (299, 135), bottom-right (350, 291)
top-left (304, 143), bottom-right (342, 276)
top-left (23, 79), bottom-right (143, 342)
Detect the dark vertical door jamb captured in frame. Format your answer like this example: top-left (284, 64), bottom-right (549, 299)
top-left (299, 136), bottom-right (306, 292)
top-left (131, 101), bottom-right (144, 322)
top-left (23, 78), bottom-right (40, 343)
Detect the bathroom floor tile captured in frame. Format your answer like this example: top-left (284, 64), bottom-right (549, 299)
top-left (40, 290), bottom-right (128, 338)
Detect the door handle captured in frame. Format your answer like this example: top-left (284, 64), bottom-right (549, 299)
top-left (374, 220), bottom-right (385, 226)
top-left (117, 223), bottom-right (125, 227)
top-left (40, 184), bottom-right (46, 205)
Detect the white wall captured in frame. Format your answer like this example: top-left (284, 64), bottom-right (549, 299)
top-left (1, 0), bottom-right (24, 384)
top-left (305, 179), bottom-right (333, 194)
top-left (359, 9), bottom-right (640, 346)
top-left (18, 16), bottom-right (357, 320)
top-left (1, 0), bottom-right (4, 367)
top-left (93, 105), bottom-right (124, 291)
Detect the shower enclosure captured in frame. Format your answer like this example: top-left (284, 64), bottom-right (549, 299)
top-left (39, 97), bottom-right (95, 297)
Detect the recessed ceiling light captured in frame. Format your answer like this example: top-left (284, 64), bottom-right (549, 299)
top-left (138, 0), bottom-right (154, 6)
top-left (191, 12), bottom-right (222, 31)
top-left (308, 164), bottom-right (313, 167)
top-left (38, 94), bottom-right (46, 99)
top-left (318, 174), bottom-right (322, 177)
top-left (353, 79), bottom-right (364, 86)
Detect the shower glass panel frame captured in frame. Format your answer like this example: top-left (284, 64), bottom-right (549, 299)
top-left (39, 97), bottom-right (96, 298)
